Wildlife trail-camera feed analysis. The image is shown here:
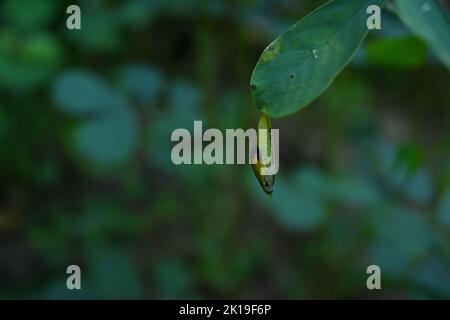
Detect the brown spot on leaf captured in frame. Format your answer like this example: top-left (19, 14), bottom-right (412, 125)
top-left (261, 39), bottom-right (281, 63)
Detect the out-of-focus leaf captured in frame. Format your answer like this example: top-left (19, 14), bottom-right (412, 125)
top-left (67, 8), bottom-right (120, 53)
top-left (118, 1), bottom-right (155, 28)
top-left (53, 70), bottom-right (120, 115)
top-left (0, 60), bottom-right (49, 92)
top-left (148, 80), bottom-right (202, 168)
top-left (86, 249), bottom-right (144, 299)
top-left (197, 238), bottom-right (257, 294)
top-left (216, 91), bottom-right (247, 129)
top-left (409, 258), bottom-right (450, 298)
top-left (2, 0), bottom-right (58, 28)
top-left (394, 0), bottom-right (450, 70)
top-left (366, 242), bottom-right (409, 274)
top-left (366, 36), bottom-right (428, 69)
top-left (367, 206), bottom-right (435, 274)
top-left (22, 34), bottom-right (64, 65)
top-left (40, 249), bottom-right (144, 299)
top-left (41, 280), bottom-right (84, 300)
top-left (437, 190), bottom-right (450, 228)
top-left (169, 80), bottom-right (202, 114)
top-left (377, 141), bottom-right (433, 204)
top-left (391, 168), bottom-right (433, 205)
top-left (78, 201), bottom-right (146, 240)
top-left (325, 175), bottom-right (381, 205)
top-left (270, 168), bottom-right (327, 231)
top-left (395, 143), bottom-right (424, 172)
top-left (120, 64), bottom-right (164, 105)
top-left (0, 32), bottom-right (63, 91)
top-left (53, 70), bottom-right (138, 166)
top-left (378, 13), bottom-right (411, 38)
top-left (75, 110), bottom-right (137, 166)
top-left (250, 0), bottom-right (385, 118)
top-left (147, 79), bottom-right (218, 185)
top-left (153, 258), bottom-right (193, 299)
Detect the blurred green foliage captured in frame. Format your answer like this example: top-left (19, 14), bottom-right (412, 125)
top-left (0, 0), bottom-right (450, 299)
top-left (394, 0), bottom-right (450, 69)
top-left (366, 36), bottom-right (428, 69)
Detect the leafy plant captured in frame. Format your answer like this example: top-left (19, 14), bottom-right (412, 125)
top-left (250, 0), bottom-right (450, 118)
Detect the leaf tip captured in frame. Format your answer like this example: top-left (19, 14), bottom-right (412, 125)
top-left (261, 39), bottom-right (281, 64)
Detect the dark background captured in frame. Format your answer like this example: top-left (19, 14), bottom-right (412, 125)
top-left (0, 0), bottom-right (449, 299)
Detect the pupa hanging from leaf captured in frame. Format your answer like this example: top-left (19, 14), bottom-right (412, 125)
top-left (251, 113), bottom-right (277, 196)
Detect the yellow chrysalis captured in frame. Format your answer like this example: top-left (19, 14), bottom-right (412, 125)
top-left (251, 113), bottom-right (276, 196)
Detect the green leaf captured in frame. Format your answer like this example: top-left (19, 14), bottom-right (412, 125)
top-left (53, 70), bottom-right (122, 116)
top-left (67, 8), bottom-right (121, 53)
top-left (120, 64), bottom-right (164, 105)
top-left (75, 110), bottom-right (137, 166)
top-left (0, 32), bottom-right (63, 92)
top-left (410, 258), bottom-right (450, 298)
top-left (118, 1), bottom-right (155, 29)
top-left (86, 248), bottom-right (144, 299)
top-left (250, 0), bottom-right (385, 118)
top-left (394, 0), bottom-right (450, 70)
top-left (325, 175), bottom-right (381, 205)
top-left (153, 258), bottom-right (193, 299)
top-left (270, 168), bottom-right (328, 231)
top-left (366, 36), bottom-right (428, 69)
top-left (148, 80), bottom-right (203, 171)
top-left (367, 206), bottom-right (435, 274)
top-left (53, 70), bottom-right (138, 166)
top-left (2, 0), bottom-right (58, 29)
top-left (437, 190), bottom-right (450, 229)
